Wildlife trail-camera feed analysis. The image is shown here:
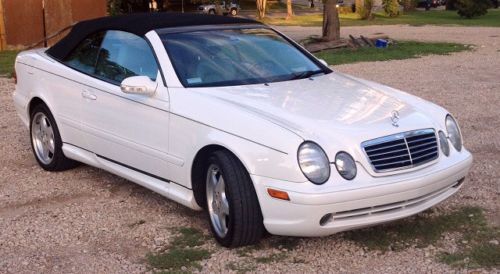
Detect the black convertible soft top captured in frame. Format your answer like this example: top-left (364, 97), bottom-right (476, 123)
top-left (46, 12), bottom-right (260, 61)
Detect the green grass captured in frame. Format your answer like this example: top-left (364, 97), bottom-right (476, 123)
top-left (0, 50), bottom-right (18, 77)
top-left (314, 41), bottom-right (471, 65)
top-left (263, 9), bottom-right (500, 27)
top-left (170, 227), bottom-right (207, 248)
top-left (344, 207), bottom-right (500, 269)
top-left (146, 227), bottom-right (211, 272)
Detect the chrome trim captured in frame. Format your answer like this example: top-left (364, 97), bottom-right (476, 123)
top-left (361, 128), bottom-right (439, 173)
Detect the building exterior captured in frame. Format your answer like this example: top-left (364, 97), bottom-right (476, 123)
top-left (0, 0), bottom-right (106, 50)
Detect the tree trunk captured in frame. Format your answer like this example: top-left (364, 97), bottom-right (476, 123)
top-left (322, 0), bottom-right (340, 41)
top-left (286, 0), bottom-right (293, 20)
top-left (215, 3), bottom-right (223, 15)
top-left (256, 0), bottom-right (267, 19)
top-left (355, 0), bottom-right (364, 14)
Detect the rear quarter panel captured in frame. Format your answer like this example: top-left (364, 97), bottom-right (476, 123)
top-left (13, 49), bottom-right (87, 146)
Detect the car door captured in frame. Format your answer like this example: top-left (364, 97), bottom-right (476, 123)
top-left (80, 30), bottom-right (176, 181)
top-left (54, 32), bottom-right (105, 148)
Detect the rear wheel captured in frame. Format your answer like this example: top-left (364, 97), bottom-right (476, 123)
top-left (230, 8), bottom-right (237, 16)
top-left (30, 104), bottom-right (78, 171)
top-left (205, 150), bottom-right (264, 247)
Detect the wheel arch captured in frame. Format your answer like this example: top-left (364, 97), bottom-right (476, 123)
top-left (191, 144), bottom-right (252, 209)
top-left (28, 96), bottom-right (48, 116)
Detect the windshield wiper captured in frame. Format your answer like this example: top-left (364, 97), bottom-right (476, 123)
top-left (290, 70), bottom-right (324, 80)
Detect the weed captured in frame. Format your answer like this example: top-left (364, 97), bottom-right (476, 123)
top-left (171, 227), bottom-right (206, 248)
top-left (146, 227), bottom-right (211, 272)
top-left (226, 261), bottom-right (257, 273)
top-left (147, 248), bottom-right (210, 270)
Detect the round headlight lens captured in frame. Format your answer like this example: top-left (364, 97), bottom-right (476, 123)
top-left (445, 115), bottom-right (462, 152)
top-left (438, 130), bottom-right (450, 157)
top-left (335, 152), bottom-right (357, 180)
top-left (298, 142), bottom-right (330, 184)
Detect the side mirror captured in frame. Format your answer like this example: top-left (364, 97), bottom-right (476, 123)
top-left (121, 76), bottom-right (157, 96)
top-left (318, 59), bottom-right (328, 67)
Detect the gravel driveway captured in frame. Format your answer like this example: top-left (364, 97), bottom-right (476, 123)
top-left (1, 25), bottom-right (499, 273)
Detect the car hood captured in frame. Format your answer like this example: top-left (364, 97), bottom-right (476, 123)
top-left (194, 72), bottom-right (446, 155)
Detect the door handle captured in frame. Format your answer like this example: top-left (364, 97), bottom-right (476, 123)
top-left (81, 90), bottom-right (97, 100)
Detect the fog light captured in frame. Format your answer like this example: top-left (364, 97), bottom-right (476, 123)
top-left (320, 213), bottom-right (332, 226)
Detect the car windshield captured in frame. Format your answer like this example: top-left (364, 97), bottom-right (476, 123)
top-left (160, 27), bottom-right (327, 87)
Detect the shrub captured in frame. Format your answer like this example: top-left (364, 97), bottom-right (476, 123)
top-left (400, 0), bottom-right (418, 12)
top-left (356, 0), bottom-right (374, 19)
top-left (456, 0), bottom-right (490, 18)
top-left (338, 6), bottom-right (353, 14)
top-left (383, 0), bottom-right (400, 16)
top-left (446, 0), bottom-right (458, 10)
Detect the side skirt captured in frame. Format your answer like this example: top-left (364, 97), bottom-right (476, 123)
top-left (62, 143), bottom-right (202, 210)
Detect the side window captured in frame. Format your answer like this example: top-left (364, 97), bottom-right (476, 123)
top-left (95, 31), bottom-right (159, 84)
top-left (64, 32), bottom-right (105, 75)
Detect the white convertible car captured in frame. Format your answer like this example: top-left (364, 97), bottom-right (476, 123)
top-left (13, 13), bottom-right (472, 247)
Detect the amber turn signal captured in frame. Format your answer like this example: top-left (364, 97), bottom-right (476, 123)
top-left (267, 188), bottom-right (290, 201)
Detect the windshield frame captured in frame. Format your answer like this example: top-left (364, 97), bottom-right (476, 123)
top-left (156, 24), bottom-right (332, 88)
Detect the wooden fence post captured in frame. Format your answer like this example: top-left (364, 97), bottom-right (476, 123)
top-left (0, 0), bottom-right (7, 50)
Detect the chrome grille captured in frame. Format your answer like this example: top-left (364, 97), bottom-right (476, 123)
top-left (362, 129), bottom-right (438, 172)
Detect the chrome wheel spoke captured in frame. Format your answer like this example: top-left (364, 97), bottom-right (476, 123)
top-left (217, 211), bottom-right (227, 231)
top-left (41, 117), bottom-right (49, 131)
top-left (48, 137), bottom-right (55, 153)
top-left (221, 196), bottom-right (229, 215)
top-left (215, 176), bottom-right (225, 193)
top-left (206, 164), bottom-right (230, 238)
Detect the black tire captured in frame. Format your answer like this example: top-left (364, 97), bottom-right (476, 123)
top-left (230, 8), bottom-right (237, 16)
top-left (30, 104), bottom-right (79, 171)
top-left (205, 150), bottom-right (264, 247)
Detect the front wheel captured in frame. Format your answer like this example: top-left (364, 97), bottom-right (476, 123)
top-left (205, 150), bottom-right (264, 247)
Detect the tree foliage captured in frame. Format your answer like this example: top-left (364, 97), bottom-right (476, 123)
top-left (456, 0), bottom-right (490, 18)
top-left (382, 0), bottom-right (400, 17)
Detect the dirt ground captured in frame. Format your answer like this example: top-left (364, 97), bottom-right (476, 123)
top-left (0, 25), bottom-right (499, 273)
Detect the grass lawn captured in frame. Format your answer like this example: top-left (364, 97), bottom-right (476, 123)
top-left (263, 9), bottom-right (500, 27)
top-left (0, 50), bottom-right (18, 77)
top-left (314, 41), bottom-right (471, 66)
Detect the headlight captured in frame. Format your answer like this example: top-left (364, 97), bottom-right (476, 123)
top-left (297, 142), bottom-right (330, 184)
top-left (438, 130), bottom-right (450, 157)
top-left (445, 115), bottom-right (462, 152)
top-left (335, 152), bottom-right (357, 180)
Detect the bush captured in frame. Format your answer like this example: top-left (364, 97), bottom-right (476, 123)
top-left (356, 0), bottom-right (374, 19)
top-left (400, 0), bottom-right (418, 12)
top-left (338, 6), bottom-right (353, 14)
top-left (456, 0), bottom-right (490, 18)
top-left (446, 0), bottom-right (458, 10)
top-left (383, 0), bottom-right (400, 16)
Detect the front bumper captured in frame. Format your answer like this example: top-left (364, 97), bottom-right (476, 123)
top-left (252, 151), bottom-right (473, 237)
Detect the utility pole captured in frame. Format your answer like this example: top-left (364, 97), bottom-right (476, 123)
top-left (42, 0), bottom-right (47, 47)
